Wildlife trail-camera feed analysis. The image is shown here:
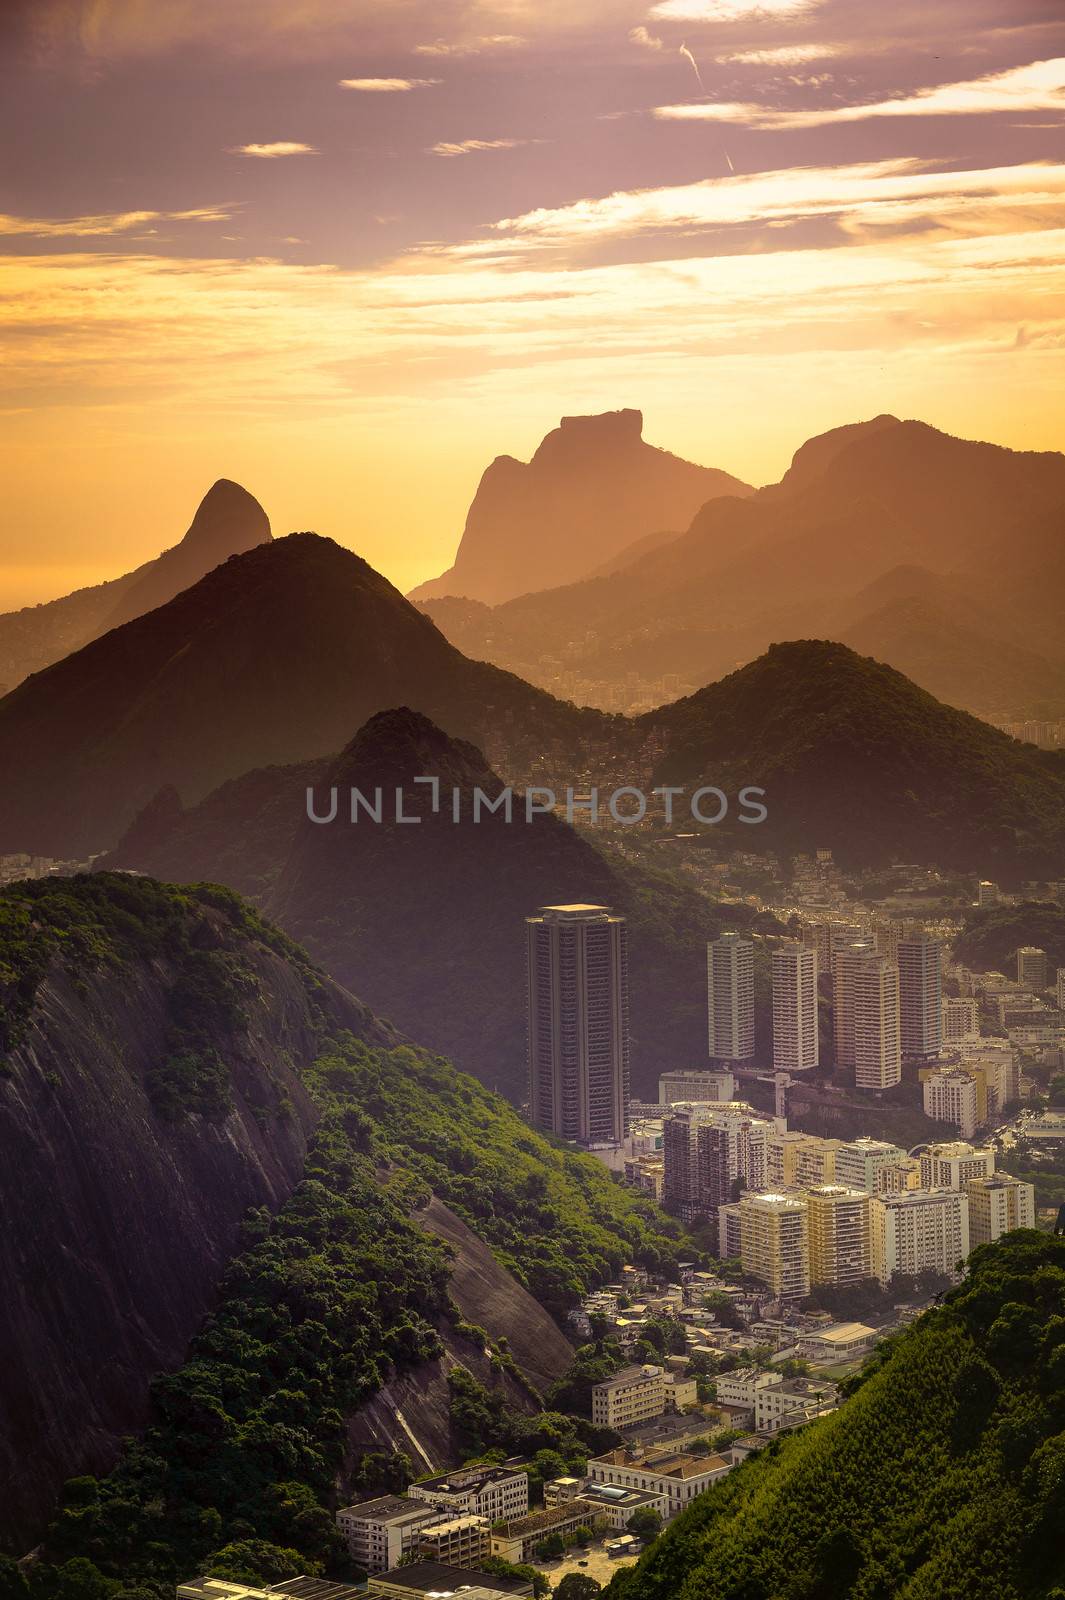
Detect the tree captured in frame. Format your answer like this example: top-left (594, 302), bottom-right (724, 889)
top-left (555, 1577), bottom-right (603, 1599)
top-left (626, 1506), bottom-right (663, 1539)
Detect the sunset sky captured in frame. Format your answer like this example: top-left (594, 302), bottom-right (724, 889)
top-left (1, 0), bottom-right (1064, 604)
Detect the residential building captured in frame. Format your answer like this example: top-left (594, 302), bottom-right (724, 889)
top-left (739, 1192), bottom-right (811, 1299)
top-left (707, 932), bottom-right (755, 1064)
top-left (977, 880), bottom-right (999, 907)
top-left (336, 1497), bottom-right (443, 1574)
top-left (591, 1364), bottom-right (667, 1429)
top-left (526, 903), bottom-right (630, 1144)
top-left (490, 1501), bottom-right (605, 1564)
top-left (1058, 967), bottom-right (1065, 1012)
top-left (692, 1100), bottom-right (772, 1189)
top-left (407, 1466), bottom-right (529, 1523)
top-left (663, 1106), bottom-right (731, 1224)
top-left (964, 1174), bottom-right (1036, 1245)
top-left (942, 996), bottom-right (979, 1043)
top-left (871, 1190), bottom-right (970, 1284)
top-left (898, 936), bottom-right (943, 1061)
top-left (806, 1185), bottom-right (873, 1286)
top-left (1017, 946), bottom-right (1048, 991)
top-left (659, 1068), bottom-right (735, 1105)
top-left (570, 1482), bottom-right (668, 1530)
top-left (772, 942), bottom-right (820, 1073)
top-left (923, 1069), bottom-right (979, 1139)
top-left (718, 1200), bottom-right (742, 1259)
top-left (663, 1372), bottom-right (699, 1411)
top-left (588, 1447), bottom-right (732, 1521)
top-left (754, 1375), bottom-right (840, 1434)
top-left (833, 1138), bottom-right (907, 1193)
top-left (766, 1131), bottom-right (839, 1190)
top-left (416, 1516), bottom-right (491, 1569)
top-left (957, 1038), bottom-right (1020, 1121)
top-left (832, 939), bottom-right (877, 1070)
top-left (875, 1156), bottom-right (923, 1193)
top-left (853, 954), bottom-right (902, 1090)
top-left (918, 1142), bottom-right (995, 1189)
top-left (715, 1368), bottom-right (782, 1409)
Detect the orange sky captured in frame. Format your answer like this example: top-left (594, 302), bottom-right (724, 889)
top-left (1, 0), bottom-right (1064, 605)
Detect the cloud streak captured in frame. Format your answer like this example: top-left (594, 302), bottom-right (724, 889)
top-left (656, 56), bottom-right (1065, 129)
top-left (0, 206), bottom-right (232, 237)
top-left (338, 76), bottom-right (440, 92)
top-left (230, 142), bottom-right (317, 158)
top-left (429, 137), bottom-right (538, 157)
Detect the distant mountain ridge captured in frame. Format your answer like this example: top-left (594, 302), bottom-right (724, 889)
top-left (0, 532), bottom-right (605, 859)
top-left (409, 407), bottom-right (753, 604)
top-left (0, 480), bottom-right (271, 690)
top-left (418, 415), bottom-right (1065, 716)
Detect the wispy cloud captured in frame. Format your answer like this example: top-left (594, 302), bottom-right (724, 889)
top-left (414, 36), bottom-right (525, 57)
top-left (0, 206), bottom-right (231, 237)
top-left (451, 159), bottom-right (1065, 258)
top-left (629, 26), bottom-right (665, 52)
top-left (649, 0), bottom-right (822, 18)
top-left (229, 141), bottom-right (317, 158)
top-left (339, 76), bottom-right (440, 92)
top-left (656, 56), bottom-right (1065, 129)
top-left (429, 137), bottom-right (538, 157)
top-left (718, 44), bottom-right (836, 65)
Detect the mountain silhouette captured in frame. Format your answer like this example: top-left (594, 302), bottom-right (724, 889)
top-left (0, 479), bottom-right (271, 691)
top-left (418, 416), bottom-right (1065, 714)
top-left (0, 533), bottom-right (603, 860)
top-left (408, 408), bottom-right (752, 604)
top-left (106, 706), bottom-right (727, 1100)
top-left (646, 639), bottom-right (1065, 879)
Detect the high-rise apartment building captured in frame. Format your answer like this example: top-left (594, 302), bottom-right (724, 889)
top-left (897, 936), bottom-right (942, 1061)
top-left (658, 1068), bottom-right (735, 1106)
top-left (718, 1201), bottom-right (743, 1260)
top-left (739, 1193), bottom-right (810, 1298)
top-left (853, 954), bottom-right (902, 1090)
top-left (707, 932), bottom-right (755, 1064)
top-left (663, 1107), bottom-right (731, 1225)
top-left (832, 940), bottom-right (877, 1070)
top-left (871, 1190), bottom-right (970, 1284)
top-left (923, 1069), bottom-right (979, 1139)
top-left (527, 904), bottom-right (629, 1144)
top-left (918, 1142), bottom-right (995, 1189)
top-left (942, 996), bottom-right (979, 1043)
top-left (1017, 946), bottom-right (1048, 991)
top-left (766, 1131), bottom-right (840, 1190)
top-left (964, 1174), bottom-right (1036, 1245)
top-left (806, 1185), bottom-right (873, 1286)
top-left (772, 942), bottom-right (819, 1073)
top-left (833, 1138), bottom-right (907, 1193)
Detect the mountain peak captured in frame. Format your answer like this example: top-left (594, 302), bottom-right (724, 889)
top-left (408, 409), bottom-right (751, 605)
top-left (330, 706), bottom-right (497, 793)
top-left (775, 413), bottom-right (902, 494)
top-left (180, 478), bottom-right (272, 552)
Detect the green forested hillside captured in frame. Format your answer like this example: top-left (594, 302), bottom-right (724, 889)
top-left (1, 895), bottom-right (689, 1598)
top-left (954, 902), bottom-right (1065, 978)
top-left (604, 1231), bottom-right (1065, 1600)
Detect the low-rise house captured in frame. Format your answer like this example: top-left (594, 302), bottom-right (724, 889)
top-left (490, 1500), bottom-right (606, 1565)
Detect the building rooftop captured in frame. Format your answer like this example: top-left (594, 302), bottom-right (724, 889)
top-left (494, 1500), bottom-right (598, 1536)
top-left (595, 1363), bottom-right (663, 1390)
top-left (337, 1494), bottom-right (429, 1522)
top-left (413, 1465), bottom-right (525, 1494)
top-left (370, 1561), bottom-right (531, 1595)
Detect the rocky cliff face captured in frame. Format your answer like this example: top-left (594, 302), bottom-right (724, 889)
top-left (0, 883), bottom-right (389, 1548)
top-left (410, 408), bottom-right (752, 604)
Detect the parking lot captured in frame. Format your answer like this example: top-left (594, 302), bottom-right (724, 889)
top-left (536, 1542), bottom-right (640, 1589)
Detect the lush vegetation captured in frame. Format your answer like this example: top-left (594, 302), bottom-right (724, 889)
top-left (0, 874), bottom-right (328, 1121)
top-left (10, 1021), bottom-right (692, 1599)
top-left (954, 902), bottom-right (1065, 979)
top-left (647, 641), bottom-right (1065, 879)
top-left (602, 1232), bottom-right (1065, 1600)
